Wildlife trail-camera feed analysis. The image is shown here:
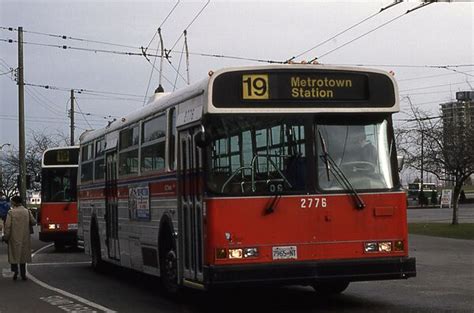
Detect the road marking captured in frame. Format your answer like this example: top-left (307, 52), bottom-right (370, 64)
top-left (30, 244), bottom-right (116, 313)
top-left (41, 295), bottom-right (98, 313)
top-left (2, 268), bottom-right (13, 278)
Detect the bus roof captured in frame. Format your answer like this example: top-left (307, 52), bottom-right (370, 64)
top-left (80, 64), bottom-right (399, 145)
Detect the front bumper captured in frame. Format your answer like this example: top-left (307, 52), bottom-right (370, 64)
top-left (39, 230), bottom-right (77, 243)
top-left (205, 257), bottom-right (416, 287)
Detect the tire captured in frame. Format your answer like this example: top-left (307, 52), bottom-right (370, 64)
top-left (54, 241), bottom-right (65, 251)
top-left (160, 247), bottom-right (179, 294)
top-left (313, 281), bottom-right (350, 294)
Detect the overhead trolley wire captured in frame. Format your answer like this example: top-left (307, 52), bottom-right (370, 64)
top-left (142, 0), bottom-right (180, 54)
top-left (168, 0), bottom-right (210, 54)
top-left (286, 0), bottom-right (403, 63)
top-left (0, 37), bottom-right (283, 64)
top-left (75, 99), bottom-right (94, 130)
top-left (311, 2), bottom-right (435, 62)
top-left (0, 26), bottom-right (138, 49)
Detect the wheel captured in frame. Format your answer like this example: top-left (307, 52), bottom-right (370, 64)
top-left (313, 281), bottom-right (350, 294)
top-left (54, 241), bottom-right (65, 251)
top-left (161, 248), bottom-right (179, 294)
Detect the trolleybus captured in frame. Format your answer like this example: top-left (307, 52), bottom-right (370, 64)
top-left (78, 65), bottom-right (416, 294)
top-left (40, 146), bottom-right (79, 250)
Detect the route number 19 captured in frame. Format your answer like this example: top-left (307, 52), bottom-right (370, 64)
top-left (242, 74), bottom-right (269, 100)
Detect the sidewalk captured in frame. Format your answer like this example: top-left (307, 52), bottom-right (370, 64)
top-left (0, 233), bottom-right (64, 313)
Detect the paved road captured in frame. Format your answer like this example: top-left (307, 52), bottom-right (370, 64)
top-left (408, 203), bottom-right (474, 223)
top-left (1, 206), bottom-right (473, 313)
top-left (0, 236), bottom-right (472, 312)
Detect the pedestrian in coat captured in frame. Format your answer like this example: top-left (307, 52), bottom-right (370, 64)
top-left (2, 195), bottom-right (36, 281)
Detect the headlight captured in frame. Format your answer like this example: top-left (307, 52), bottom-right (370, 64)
top-left (48, 224), bottom-right (59, 230)
top-left (228, 249), bottom-right (243, 259)
top-left (378, 242), bottom-right (392, 252)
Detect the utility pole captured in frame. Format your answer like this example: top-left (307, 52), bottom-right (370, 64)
top-left (420, 129), bottom-right (424, 207)
top-left (17, 26), bottom-right (27, 205)
top-left (70, 89), bottom-right (75, 146)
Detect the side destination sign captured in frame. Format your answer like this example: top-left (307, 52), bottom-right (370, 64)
top-left (212, 69), bottom-right (395, 108)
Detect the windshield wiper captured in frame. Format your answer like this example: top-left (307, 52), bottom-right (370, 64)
top-left (318, 130), bottom-right (366, 210)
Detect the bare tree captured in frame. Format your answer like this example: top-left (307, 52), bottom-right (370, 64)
top-left (0, 130), bottom-right (68, 198)
top-left (396, 101), bottom-right (474, 225)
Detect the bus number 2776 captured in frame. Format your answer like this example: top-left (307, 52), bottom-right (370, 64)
top-left (300, 197), bottom-right (327, 209)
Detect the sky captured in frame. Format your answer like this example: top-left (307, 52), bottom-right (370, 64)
top-left (0, 0), bottom-right (473, 154)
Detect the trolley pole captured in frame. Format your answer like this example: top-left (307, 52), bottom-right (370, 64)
top-left (18, 26), bottom-right (27, 204)
top-left (70, 89), bottom-right (75, 146)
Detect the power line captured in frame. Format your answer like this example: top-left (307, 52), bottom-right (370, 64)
top-left (1, 26), bottom-right (138, 49)
top-left (443, 67), bottom-right (474, 78)
top-left (25, 87), bottom-right (64, 116)
top-left (328, 62), bottom-right (474, 69)
top-left (311, 2), bottom-right (435, 62)
top-left (73, 110), bottom-right (118, 120)
top-left (142, 1), bottom-right (180, 54)
top-left (1, 37), bottom-right (284, 64)
top-left (0, 69), bottom-right (13, 75)
top-left (286, 0), bottom-right (403, 62)
top-left (20, 81), bottom-right (143, 98)
top-left (399, 80), bottom-right (474, 92)
top-left (168, 0), bottom-right (210, 53)
top-left (397, 69), bottom-right (474, 82)
top-left (75, 99), bottom-right (93, 130)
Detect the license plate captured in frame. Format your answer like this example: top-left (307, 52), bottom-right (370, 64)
top-left (272, 246), bottom-right (297, 260)
top-left (68, 223), bottom-right (78, 230)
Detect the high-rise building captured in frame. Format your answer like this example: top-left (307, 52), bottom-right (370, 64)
top-left (440, 91), bottom-right (474, 186)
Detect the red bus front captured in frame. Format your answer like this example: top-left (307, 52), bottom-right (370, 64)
top-left (197, 114), bottom-right (415, 290)
top-left (40, 164), bottom-right (78, 249)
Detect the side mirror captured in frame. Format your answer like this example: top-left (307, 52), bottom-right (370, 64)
top-left (195, 126), bottom-right (211, 148)
top-left (397, 155), bottom-right (404, 172)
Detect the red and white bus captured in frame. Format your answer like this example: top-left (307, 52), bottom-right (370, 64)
top-left (40, 146), bottom-right (79, 250)
top-left (78, 65), bottom-right (416, 294)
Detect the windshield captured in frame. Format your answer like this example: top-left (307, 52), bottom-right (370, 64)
top-left (204, 115), bottom-right (396, 196)
top-left (316, 121), bottom-right (394, 190)
top-left (41, 168), bottom-right (77, 202)
top-left (205, 116), bottom-right (309, 195)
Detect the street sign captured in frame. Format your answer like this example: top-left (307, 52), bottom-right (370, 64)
top-left (440, 189), bottom-right (452, 209)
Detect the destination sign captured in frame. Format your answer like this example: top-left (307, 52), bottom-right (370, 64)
top-left (44, 149), bottom-right (79, 166)
top-left (212, 69), bottom-right (395, 108)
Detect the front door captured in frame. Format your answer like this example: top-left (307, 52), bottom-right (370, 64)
top-left (105, 151), bottom-right (120, 260)
top-left (179, 127), bottom-right (204, 283)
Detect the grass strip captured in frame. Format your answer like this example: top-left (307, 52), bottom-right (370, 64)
top-left (408, 223), bottom-right (474, 240)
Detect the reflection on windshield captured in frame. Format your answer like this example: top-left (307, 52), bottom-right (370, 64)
top-left (42, 168), bottom-right (77, 202)
top-left (316, 121), bottom-right (393, 190)
top-left (206, 116), bottom-right (308, 195)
